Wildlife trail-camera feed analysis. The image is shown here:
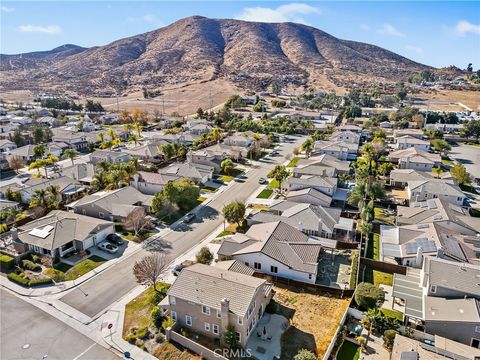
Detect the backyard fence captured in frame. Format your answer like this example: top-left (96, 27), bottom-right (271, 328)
top-left (252, 272), bottom-right (355, 298)
top-left (166, 326), bottom-right (228, 360)
top-left (360, 257), bottom-right (407, 275)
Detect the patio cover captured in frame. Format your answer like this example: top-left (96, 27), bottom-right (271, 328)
top-left (392, 268), bottom-right (424, 320)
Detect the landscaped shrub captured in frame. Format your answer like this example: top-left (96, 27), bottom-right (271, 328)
top-left (21, 259), bottom-right (41, 272)
top-left (43, 268), bottom-right (65, 282)
top-left (0, 254), bottom-right (15, 271)
top-left (31, 254), bottom-right (41, 263)
top-left (151, 307), bottom-right (164, 328)
top-left (162, 317), bottom-right (174, 331)
top-left (7, 272), bottom-right (29, 286)
top-left (125, 334), bottom-right (136, 344)
top-left (28, 277), bottom-right (53, 286)
top-left (135, 327), bottom-right (149, 339)
top-left (355, 282), bottom-right (385, 309)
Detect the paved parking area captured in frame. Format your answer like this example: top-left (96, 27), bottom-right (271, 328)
top-left (450, 144), bottom-right (480, 178)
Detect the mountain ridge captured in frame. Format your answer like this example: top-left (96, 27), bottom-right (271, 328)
top-left (0, 16), bottom-right (431, 95)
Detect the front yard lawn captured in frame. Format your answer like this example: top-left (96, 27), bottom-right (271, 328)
top-left (364, 266), bottom-right (393, 287)
top-left (256, 189), bottom-right (273, 199)
top-left (380, 308), bottom-right (404, 322)
top-left (62, 255), bottom-right (107, 281)
top-left (441, 156), bottom-right (454, 166)
top-left (220, 175), bottom-right (233, 183)
top-left (337, 341), bottom-right (360, 360)
top-left (268, 179), bottom-right (280, 189)
top-left (287, 157), bottom-right (300, 167)
top-left (217, 230), bottom-right (234, 237)
top-left (470, 208), bottom-right (480, 217)
top-left (272, 285), bottom-right (350, 359)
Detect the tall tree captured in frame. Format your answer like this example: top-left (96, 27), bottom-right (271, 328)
top-left (124, 208), bottom-right (153, 237)
top-left (33, 144), bottom-right (46, 159)
top-left (62, 149), bottom-right (79, 166)
top-left (133, 253), bottom-right (167, 292)
top-left (267, 165), bottom-right (290, 194)
top-left (222, 201), bottom-right (246, 227)
top-left (301, 137), bottom-right (314, 158)
top-left (450, 163), bottom-right (470, 185)
top-left (8, 156), bottom-right (24, 174)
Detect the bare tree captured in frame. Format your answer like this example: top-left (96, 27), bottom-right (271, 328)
top-left (8, 156), bottom-right (24, 174)
top-left (124, 207), bottom-right (153, 237)
top-left (133, 253), bottom-right (167, 292)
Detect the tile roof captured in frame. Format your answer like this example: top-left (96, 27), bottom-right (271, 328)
top-left (167, 263), bottom-right (269, 316)
top-left (215, 260), bottom-right (255, 276)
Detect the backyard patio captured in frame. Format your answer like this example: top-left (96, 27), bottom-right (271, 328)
top-left (246, 313), bottom-right (289, 360)
top-left (316, 251), bottom-right (352, 289)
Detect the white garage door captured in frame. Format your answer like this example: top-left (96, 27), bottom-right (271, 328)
top-left (83, 237), bottom-right (94, 250)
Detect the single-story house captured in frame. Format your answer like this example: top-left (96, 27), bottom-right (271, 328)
top-left (395, 135), bottom-right (430, 151)
top-left (407, 179), bottom-right (465, 206)
top-left (285, 187), bottom-right (333, 207)
top-left (293, 154), bottom-right (350, 177)
top-left (160, 161), bottom-right (214, 184)
top-left (130, 171), bottom-right (180, 195)
top-left (0, 139), bottom-right (17, 153)
top-left (89, 150), bottom-right (132, 165)
top-left (389, 168), bottom-right (452, 187)
top-left (283, 175), bottom-right (337, 196)
top-left (387, 147), bottom-right (441, 171)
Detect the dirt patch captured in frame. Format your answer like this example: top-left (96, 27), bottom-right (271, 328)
top-left (414, 88), bottom-right (480, 111)
top-left (272, 285), bottom-right (350, 359)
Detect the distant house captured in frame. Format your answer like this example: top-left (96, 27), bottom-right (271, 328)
top-left (223, 135), bottom-right (254, 148)
top-left (247, 201), bottom-right (354, 239)
top-left (407, 179), bottom-right (465, 205)
top-left (387, 147), bottom-right (441, 171)
top-left (293, 154), bottom-right (350, 177)
top-left (19, 176), bottom-right (84, 204)
top-left (15, 210), bottom-right (114, 259)
top-left (6, 144), bottom-right (36, 162)
top-left (389, 168), bottom-right (452, 187)
top-left (0, 139), bottom-right (17, 153)
top-left (52, 129), bottom-right (89, 151)
top-left (312, 140), bottom-right (358, 160)
top-left (337, 124), bottom-right (362, 133)
top-left (425, 123), bottom-right (463, 133)
top-left (189, 123), bottom-right (213, 136)
top-left (9, 116), bottom-right (33, 126)
top-left (283, 175), bottom-right (337, 196)
top-left (394, 129), bottom-right (424, 140)
top-left (379, 121), bottom-right (393, 129)
top-left (189, 143), bottom-right (247, 171)
top-left (124, 143), bottom-right (165, 162)
top-left (37, 116), bottom-right (63, 128)
top-left (130, 171), bottom-right (180, 195)
top-left (160, 263), bottom-right (273, 348)
top-left (218, 221), bottom-right (325, 284)
top-left (89, 150), bottom-right (132, 165)
top-left (59, 163), bottom-right (95, 185)
top-left (395, 135), bottom-right (430, 150)
top-left (69, 186), bottom-right (154, 221)
top-left (160, 161), bottom-right (214, 184)
top-left (331, 130), bottom-right (360, 144)
top-left (285, 187), bottom-right (332, 207)
top-left (240, 95), bottom-right (259, 105)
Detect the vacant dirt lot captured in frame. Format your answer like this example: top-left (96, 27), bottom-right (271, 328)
top-left (273, 285), bottom-right (350, 359)
top-left (414, 88), bottom-right (480, 111)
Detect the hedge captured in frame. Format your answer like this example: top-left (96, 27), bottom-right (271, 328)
top-left (0, 254), bottom-right (15, 271)
top-left (7, 273), bottom-right (30, 286)
top-left (21, 259), bottom-right (42, 272)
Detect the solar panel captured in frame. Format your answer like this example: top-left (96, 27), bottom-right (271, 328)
top-left (417, 238), bottom-right (437, 252)
top-left (405, 243), bottom-right (418, 254)
top-left (28, 228), bottom-right (50, 238)
top-left (43, 225), bottom-right (54, 232)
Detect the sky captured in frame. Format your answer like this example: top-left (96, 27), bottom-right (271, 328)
top-left (1, 1), bottom-right (479, 69)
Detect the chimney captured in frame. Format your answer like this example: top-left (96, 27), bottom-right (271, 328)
top-left (220, 298), bottom-right (230, 346)
top-left (10, 227), bottom-right (18, 241)
top-left (415, 246), bottom-right (423, 268)
top-left (437, 246), bottom-right (444, 259)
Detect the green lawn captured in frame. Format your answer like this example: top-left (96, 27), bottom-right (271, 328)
top-left (201, 186), bottom-right (218, 193)
top-left (366, 234), bottom-right (380, 260)
top-left (217, 231), bottom-right (234, 237)
top-left (364, 266), bottom-right (394, 287)
top-left (268, 179), bottom-right (280, 189)
top-left (287, 157), bottom-right (300, 167)
top-left (337, 341), bottom-right (360, 360)
top-left (380, 308), bottom-right (404, 322)
top-left (257, 189), bottom-right (273, 199)
top-left (441, 156), bottom-right (454, 166)
top-left (374, 207), bottom-right (396, 226)
top-left (221, 175), bottom-right (234, 183)
top-left (54, 255), bottom-right (107, 281)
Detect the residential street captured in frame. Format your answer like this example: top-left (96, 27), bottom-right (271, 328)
top-left (0, 290), bottom-right (118, 360)
top-left (59, 136), bottom-right (305, 318)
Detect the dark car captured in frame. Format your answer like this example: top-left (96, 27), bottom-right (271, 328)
top-left (106, 233), bottom-right (124, 246)
top-left (183, 213), bottom-right (196, 224)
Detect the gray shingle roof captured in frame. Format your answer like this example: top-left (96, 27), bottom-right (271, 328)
top-left (215, 260), bottom-right (255, 276)
top-left (167, 263), bottom-right (269, 316)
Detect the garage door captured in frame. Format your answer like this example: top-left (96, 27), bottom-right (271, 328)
top-left (83, 237), bottom-right (95, 250)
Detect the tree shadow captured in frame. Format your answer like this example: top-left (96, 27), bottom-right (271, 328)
top-left (142, 237), bottom-right (173, 253)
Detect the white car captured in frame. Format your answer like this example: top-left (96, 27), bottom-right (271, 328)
top-left (97, 242), bottom-right (118, 254)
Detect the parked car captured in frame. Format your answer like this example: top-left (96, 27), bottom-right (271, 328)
top-left (106, 233), bottom-right (124, 246)
top-left (98, 242), bottom-right (118, 254)
top-left (183, 213), bottom-right (196, 224)
top-left (172, 260), bottom-right (195, 276)
top-left (270, 150), bottom-right (279, 156)
top-left (258, 177), bottom-right (267, 184)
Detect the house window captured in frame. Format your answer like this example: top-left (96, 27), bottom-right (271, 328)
top-left (212, 324), bottom-right (219, 335)
top-left (99, 212), bottom-right (104, 219)
top-left (475, 326), bottom-right (480, 333)
top-left (254, 262), bottom-right (261, 270)
top-left (82, 209), bottom-right (86, 215)
top-left (471, 338), bottom-right (480, 349)
top-left (238, 316), bottom-right (243, 325)
top-left (202, 305), bottom-right (210, 315)
top-left (236, 332), bottom-right (241, 343)
top-left (270, 266), bottom-right (278, 273)
top-left (430, 285), bottom-right (436, 293)
top-left (457, 197), bottom-right (463, 201)
top-left (216, 310), bottom-right (221, 319)
top-left (171, 311), bottom-right (177, 321)
top-left (170, 296), bottom-right (176, 305)
top-left (204, 322), bottom-right (211, 332)
top-left (244, 262), bottom-right (249, 267)
top-left (309, 274), bottom-right (312, 280)
top-left (185, 315), bottom-right (192, 326)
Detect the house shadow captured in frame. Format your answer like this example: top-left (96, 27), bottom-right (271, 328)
top-left (280, 326), bottom-right (317, 359)
top-left (171, 206), bottom-right (219, 232)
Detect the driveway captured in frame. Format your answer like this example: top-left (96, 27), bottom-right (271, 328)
top-left (449, 144), bottom-right (480, 178)
top-left (0, 290), bottom-right (118, 360)
top-left (59, 136), bottom-right (306, 319)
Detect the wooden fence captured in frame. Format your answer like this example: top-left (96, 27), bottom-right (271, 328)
top-left (360, 257), bottom-right (407, 275)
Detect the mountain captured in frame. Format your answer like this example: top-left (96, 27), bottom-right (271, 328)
top-left (0, 16), bottom-right (431, 96)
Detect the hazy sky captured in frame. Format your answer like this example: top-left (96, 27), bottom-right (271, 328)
top-left (1, 1), bottom-right (479, 68)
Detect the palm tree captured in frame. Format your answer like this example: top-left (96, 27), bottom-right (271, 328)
top-left (92, 172), bottom-right (108, 191)
top-left (134, 122), bottom-right (142, 138)
top-left (63, 149), bottom-right (79, 166)
top-left (129, 133), bottom-right (138, 146)
top-left (432, 167), bottom-right (443, 178)
top-left (209, 128), bottom-right (223, 142)
top-left (301, 137), bottom-right (314, 158)
top-left (97, 132), bottom-right (105, 143)
top-left (124, 123), bottom-right (134, 135)
top-left (28, 160), bottom-right (43, 176)
top-left (29, 189), bottom-right (49, 211)
top-left (33, 144), bottom-right (46, 159)
top-left (96, 160), bottom-right (110, 173)
top-left (106, 128), bottom-right (116, 141)
top-left (107, 169), bottom-right (123, 189)
top-left (360, 308), bottom-right (381, 349)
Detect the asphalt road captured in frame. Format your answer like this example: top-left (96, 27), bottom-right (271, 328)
top-left (450, 143), bottom-right (480, 179)
top-left (0, 290), bottom-right (118, 360)
top-left (59, 136), bottom-right (305, 318)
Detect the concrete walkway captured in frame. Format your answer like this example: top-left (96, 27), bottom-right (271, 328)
top-left (247, 313), bottom-right (289, 360)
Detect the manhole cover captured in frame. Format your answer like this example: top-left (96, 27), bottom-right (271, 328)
top-left (22, 343), bottom-right (30, 349)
